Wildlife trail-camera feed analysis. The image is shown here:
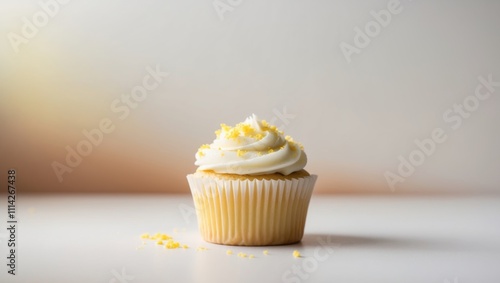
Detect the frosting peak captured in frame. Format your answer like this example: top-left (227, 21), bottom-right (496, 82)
top-left (195, 114), bottom-right (307, 175)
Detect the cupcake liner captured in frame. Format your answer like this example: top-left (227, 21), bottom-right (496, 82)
top-left (186, 174), bottom-right (317, 246)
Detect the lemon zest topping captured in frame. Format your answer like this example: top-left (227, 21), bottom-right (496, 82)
top-left (196, 144), bottom-right (211, 158)
top-left (216, 121), bottom-right (267, 140)
top-left (261, 120), bottom-right (283, 135)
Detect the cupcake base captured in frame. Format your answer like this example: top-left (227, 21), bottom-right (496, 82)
top-left (187, 170), bottom-right (317, 246)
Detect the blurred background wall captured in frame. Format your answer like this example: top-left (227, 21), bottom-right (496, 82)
top-left (1, 0), bottom-right (499, 194)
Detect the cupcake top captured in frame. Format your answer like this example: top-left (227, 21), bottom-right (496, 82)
top-left (194, 114), bottom-right (307, 175)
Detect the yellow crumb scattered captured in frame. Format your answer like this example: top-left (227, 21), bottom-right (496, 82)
top-left (263, 250), bottom-right (269, 255)
top-left (140, 232), bottom-right (189, 251)
top-left (237, 252), bottom-right (247, 258)
top-left (293, 250), bottom-right (301, 258)
top-left (164, 239), bottom-right (180, 249)
top-left (226, 250), bottom-right (233, 255)
top-left (160, 234), bottom-right (171, 240)
top-left (196, 246), bottom-right (208, 251)
top-left (249, 254), bottom-right (255, 259)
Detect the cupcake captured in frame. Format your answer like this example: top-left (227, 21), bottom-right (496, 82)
top-left (187, 114), bottom-right (317, 246)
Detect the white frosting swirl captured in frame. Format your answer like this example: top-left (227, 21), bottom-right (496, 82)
top-left (195, 114), bottom-right (307, 175)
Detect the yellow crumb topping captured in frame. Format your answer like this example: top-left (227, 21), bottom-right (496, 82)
top-left (268, 148), bottom-right (274, 154)
top-left (263, 250), bottom-right (269, 255)
top-left (261, 120), bottom-right (283, 135)
top-left (237, 252), bottom-right (247, 258)
top-left (236, 149), bottom-right (246, 157)
top-left (196, 149), bottom-right (205, 157)
top-left (216, 121), bottom-right (268, 141)
top-left (284, 136), bottom-right (304, 151)
top-left (226, 250), bottom-right (233, 255)
top-left (220, 123), bottom-right (231, 132)
top-left (293, 250), bottom-right (301, 258)
top-left (196, 144), bottom-right (211, 158)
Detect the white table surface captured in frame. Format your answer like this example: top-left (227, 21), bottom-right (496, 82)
top-left (1, 194), bottom-right (499, 283)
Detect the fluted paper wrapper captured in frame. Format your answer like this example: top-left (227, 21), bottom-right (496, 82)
top-left (186, 174), bottom-right (317, 246)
